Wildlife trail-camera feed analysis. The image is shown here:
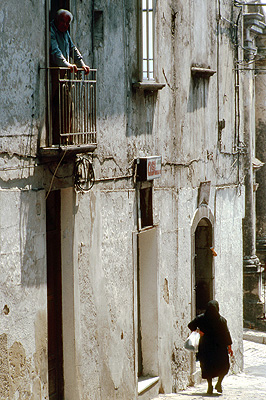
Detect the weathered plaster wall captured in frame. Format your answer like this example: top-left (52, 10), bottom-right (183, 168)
top-left (214, 186), bottom-right (245, 372)
top-left (154, 187), bottom-right (192, 393)
top-left (0, 189), bottom-right (48, 399)
top-left (72, 188), bottom-right (137, 399)
top-left (0, 0), bottom-right (46, 157)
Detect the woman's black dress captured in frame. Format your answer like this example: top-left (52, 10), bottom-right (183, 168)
top-left (188, 301), bottom-right (232, 379)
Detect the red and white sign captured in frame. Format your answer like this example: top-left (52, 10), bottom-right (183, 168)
top-left (137, 156), bottom-right (162, 181)
top-left (147, 156), bottom-right (162, 180)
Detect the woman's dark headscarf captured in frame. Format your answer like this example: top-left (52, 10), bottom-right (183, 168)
top-left (204, 300), bottom-right (220, 321)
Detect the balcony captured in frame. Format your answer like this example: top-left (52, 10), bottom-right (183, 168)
top-left (39, 68), bottom-right (97, 159)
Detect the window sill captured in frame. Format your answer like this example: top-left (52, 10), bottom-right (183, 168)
top-left (132, 82), bottom-right (165, 92)
top-left (38, 144), bottom-right (97, 161)
top-left (138, 376), bottom-right (159, 395)
top-left (191, 67), bottom-right (216, 78)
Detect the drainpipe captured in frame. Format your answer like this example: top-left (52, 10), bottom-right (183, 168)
top-left (255, 32), bottom-right (266, 320)
top-left (242, 71), bottom-right (258, 263)
top-left (45, 0), bottom-right (52, 146)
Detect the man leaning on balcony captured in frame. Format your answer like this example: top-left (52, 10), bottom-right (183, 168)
top-left (50, 9), bottom-right (90, 74)
top-left (50, 9), bottom-right (90, 145)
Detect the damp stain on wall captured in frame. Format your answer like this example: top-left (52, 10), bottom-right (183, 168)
top-left (0, 310), bottom-right (48, 399)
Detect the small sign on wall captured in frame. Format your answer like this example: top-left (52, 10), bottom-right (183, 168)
top-left (136, 156), bottom-right (162, 181)
top-left (198, 181), bottom-right (211, 206)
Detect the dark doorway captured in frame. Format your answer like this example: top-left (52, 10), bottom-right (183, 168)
top-left (46, 190), bottom-right (64, 400)
top-left (140, 186), bottom-right (153, 228)
top-left (48, 0), bottom-right (71, 145)
top-left (50, 0), bottom-right (70, 21)
top-left (195, 218), bottom-right (213, 315)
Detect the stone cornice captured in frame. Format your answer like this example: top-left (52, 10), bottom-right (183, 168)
top-left (244, 12), bottom-right (266, 60)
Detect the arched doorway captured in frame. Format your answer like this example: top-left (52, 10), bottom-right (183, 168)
top-left (190, 207), bottom-right (214, 381)
top-left (191, 206), bottom-right (215, 318)
top-left (195, 218), bottom-right (213, 315)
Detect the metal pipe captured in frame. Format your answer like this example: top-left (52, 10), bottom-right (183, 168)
top-left (234, 10), bottom-right (241, 170)
top-left (94, 75), bottom-right (97, 142)
top-left (45, 0), bottom-right (52, 146)
top-left (77, 77), bottom-right (80, 142)
top-left (74, 77), bottom-right (77, 140)
top-left (217, 0), bottom-right (221, 146)
top-left (235, 68), bottom-right (266, 71)
top-left (83, 81), bottom-right (86, 141)
top-left (94, 174), bottom-right (134, 183)
top-left (72, 81), bottom-right (76, 143)
top-left (81, 78), bottom-right (83, 144)
top-left (90, 80), bottom-right (93, 143)
top-left (90, 83), bottom-right (93, 142)
top-left (42, 67), bottom-right (97, 71)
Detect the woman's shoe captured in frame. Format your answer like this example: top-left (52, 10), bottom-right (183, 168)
top-left (207, 385), bottom-right (213, 394)
top-left (215, 382), bottom-right (222, 393)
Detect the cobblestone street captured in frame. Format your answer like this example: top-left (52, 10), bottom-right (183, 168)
top-left (152, 334), bottom-right (266, 400)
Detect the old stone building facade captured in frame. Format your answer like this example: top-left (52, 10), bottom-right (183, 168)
top-left (1, 1), bottom-right (265, 399)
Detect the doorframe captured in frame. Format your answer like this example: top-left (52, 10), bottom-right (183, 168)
top-left (133, 226), bottom-right (160, 397)
top-left (60, 188), bottom-right (80, 399)
top-left (133, 231), bottom-right (138, 399)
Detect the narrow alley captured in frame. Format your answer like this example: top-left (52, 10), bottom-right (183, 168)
top-left (152, 331), bottom-right (266, 400)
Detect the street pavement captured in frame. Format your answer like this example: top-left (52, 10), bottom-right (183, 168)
top-left (152, 331), bottom-right (266, 400)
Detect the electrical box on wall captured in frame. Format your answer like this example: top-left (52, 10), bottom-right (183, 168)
top-left (136, 156), bottom-right (162, 181)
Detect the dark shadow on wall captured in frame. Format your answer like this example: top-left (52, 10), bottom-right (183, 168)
top-left (20, 189), bottom-right (47, 287)
top-left (126, 89), bottom-right (158, 137)
top-left (187, 77), bottom-right (210, 113)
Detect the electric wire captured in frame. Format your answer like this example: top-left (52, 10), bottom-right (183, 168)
top-left (45, 149), bottom-right (67, 200)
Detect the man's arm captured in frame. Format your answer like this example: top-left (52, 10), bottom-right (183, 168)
top-left (68, 33), bottom-right (90, 75)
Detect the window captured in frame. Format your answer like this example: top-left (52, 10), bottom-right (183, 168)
top-left (134, 1), bottom-right (164, 90)
top-left (140, 186), bottom-right (153, 228)
top-left (141, 0), bottom-right (154, 81)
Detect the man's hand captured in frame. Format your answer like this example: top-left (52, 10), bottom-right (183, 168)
top-left (69, 64), bottom-right (78, 73)
top-left (82, 65), bottom-right (90, 75)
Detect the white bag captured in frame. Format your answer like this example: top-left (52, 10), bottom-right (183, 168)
top-left (184, 331), bottom-right (200, 352)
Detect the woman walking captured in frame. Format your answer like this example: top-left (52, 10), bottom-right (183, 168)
top-left (188, 300), bottom-right (233, 394)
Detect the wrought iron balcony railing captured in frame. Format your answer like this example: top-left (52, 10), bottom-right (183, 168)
top-left (47, 67), bottom-right (97, 151)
